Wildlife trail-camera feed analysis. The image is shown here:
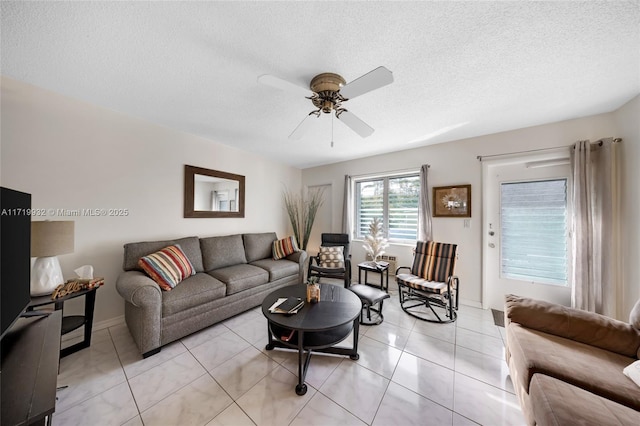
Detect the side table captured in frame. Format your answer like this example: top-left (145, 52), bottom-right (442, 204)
top-left (357, 262), bottom-right (390, 292)
top-left (27, 286), bottom-right (99, 358)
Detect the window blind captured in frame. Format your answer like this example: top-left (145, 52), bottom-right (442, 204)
top-left (388, 175), bottom-right (419, 240)
top-left (355, 174), bottom-right (419, 241)
top-left (500, 179), bottom-right (568, 285)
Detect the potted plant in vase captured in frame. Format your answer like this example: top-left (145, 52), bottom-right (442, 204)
top-left (283, 187), bottom-right (325, 251)
top-left (363, 217), bottom-right (389, 266)
top-left (306, 276), bottom-right (320, 303)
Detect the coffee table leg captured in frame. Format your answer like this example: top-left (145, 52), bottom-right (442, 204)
top-left (265, 322), bottom-right (274, 351)
top-left (350, 318), bottom-right (360, 360)
top-left (296, 330), bottom-right (308, 395)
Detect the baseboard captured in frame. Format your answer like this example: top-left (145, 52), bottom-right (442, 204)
top-left (459, 298), bottom-right (483, 309)
top-left (61, 315), bottom-right (125, 342)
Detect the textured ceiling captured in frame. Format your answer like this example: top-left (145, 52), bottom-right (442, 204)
top-left (2, 1), bottom-right (639, 169)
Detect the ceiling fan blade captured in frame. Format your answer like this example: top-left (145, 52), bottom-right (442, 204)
top-left (289, 114), bottom-right (318, 140)
top-left (340, 66), bottom-right (393, 99)
top-left (257, 74), bottom-right (311, 97)
top-left (338, 110), bottom-right (374, 138)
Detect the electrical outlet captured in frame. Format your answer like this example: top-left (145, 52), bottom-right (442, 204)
top-left (464, 219), bottom-right (470, 228)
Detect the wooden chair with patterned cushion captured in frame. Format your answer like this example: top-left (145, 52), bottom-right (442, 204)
top-left (308, 233), bottom-right (351, 287)
top-left (396, 241), bottom-right (459, 323)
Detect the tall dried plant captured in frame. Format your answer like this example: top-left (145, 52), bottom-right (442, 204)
top-left (283, 187), bottom-right (325, 250)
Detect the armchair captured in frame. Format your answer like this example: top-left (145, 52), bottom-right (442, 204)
top-left (308, 233), bottom-right (351, 287)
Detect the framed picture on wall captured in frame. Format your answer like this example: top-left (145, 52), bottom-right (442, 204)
top-left (433, 185), bottom-right (471, 217)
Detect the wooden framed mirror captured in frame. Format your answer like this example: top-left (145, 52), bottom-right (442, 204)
top-left (184, 165), bottom-right (245, 218)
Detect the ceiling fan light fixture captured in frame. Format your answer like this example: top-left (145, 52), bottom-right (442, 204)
top-left (309, 72), bottom-right (346, 114)
top-left (309, 73), bottom-right (346, 93)
top-left (321, 100), bottom-right (334, 113)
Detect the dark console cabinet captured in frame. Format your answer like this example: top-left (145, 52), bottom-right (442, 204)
top-left (1, 311), bottom-right (62, 426)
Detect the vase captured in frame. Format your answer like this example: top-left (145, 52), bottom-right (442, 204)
top-left (306, 282), bottom-right (320, 303)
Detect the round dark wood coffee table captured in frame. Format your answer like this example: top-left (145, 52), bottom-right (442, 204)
top-left (262, 283), bottom-right (361, 395)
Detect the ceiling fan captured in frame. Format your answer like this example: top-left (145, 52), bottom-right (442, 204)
top-left (258, 66), bottom-right (393, 140)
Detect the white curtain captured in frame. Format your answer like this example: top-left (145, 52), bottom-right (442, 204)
top-left (342, 175), bottom-right (353, 237)
top-left (571, 138), bottom-right (618, 317)
top-left (418, 164), bottom-right (433, 241)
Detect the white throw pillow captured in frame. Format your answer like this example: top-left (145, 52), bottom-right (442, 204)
top-left (319, 246), bottom-right (345, 268)
top-left (623, 360), bottom-right (640, 388)
top-left (629, 299), bottom-right (640, 330)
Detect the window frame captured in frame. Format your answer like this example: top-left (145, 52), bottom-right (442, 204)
top-left (352, 171), bottom-right (420, 243)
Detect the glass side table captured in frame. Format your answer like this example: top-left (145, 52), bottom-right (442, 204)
top-left (27, 286), bottom-right (99, 358)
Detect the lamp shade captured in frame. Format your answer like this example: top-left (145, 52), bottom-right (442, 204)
top-left (31, 221), bottom-right (74, 257)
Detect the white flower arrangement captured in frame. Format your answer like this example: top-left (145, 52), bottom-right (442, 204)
top-left (363, 217), bottom-right (389, 264)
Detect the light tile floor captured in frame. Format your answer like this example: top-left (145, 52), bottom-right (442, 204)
top-left (54, 288), bottom-right (526, 426)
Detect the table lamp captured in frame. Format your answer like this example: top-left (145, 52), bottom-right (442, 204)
top-left (30, 220), bottom-right (74, 296)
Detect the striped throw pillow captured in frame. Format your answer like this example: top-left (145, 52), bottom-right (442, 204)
top-left (138, 244), bottom-right (195, 291)
top-left (319, 246), bottom-right (345, 268)
top-left (272, 236), bottom-right (300, 260)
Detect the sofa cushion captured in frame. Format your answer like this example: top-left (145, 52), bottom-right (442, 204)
top-left (530, 374), bottom-right (640, 426)
top-left (507, 323), bottom-right (640, 410)
top-left (138, 245), bottom-right (195, 291)
top-left (505, 294), bottom-right (640, 358)
top-left (124, 236), bottom-right (204, 273)
top-left (243, 232), bottom-right (277, 262)
top-left (208, 264), bottom-right (269, 295)
top-left (272, 236), bottom-right (299, 260)
top-left (200, 234), bottom-right (247, 271)
top-left (251, 259), bottom-right (299, 281)
top-left (161, 273), bottom-right (226, 316)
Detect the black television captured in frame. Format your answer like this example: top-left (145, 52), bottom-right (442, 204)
top-left (0, 187), bottom-right (32, 340)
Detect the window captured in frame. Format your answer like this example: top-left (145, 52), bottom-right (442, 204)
top-left (500, 179), bottom-right (568, 285)
top-left (355, 173), bottom-right (420, 241)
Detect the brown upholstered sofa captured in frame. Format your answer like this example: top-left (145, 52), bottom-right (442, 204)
top-left (505, 294), bottom-right (640, 425)
top-left (116, 232), bottom-right (307, 358)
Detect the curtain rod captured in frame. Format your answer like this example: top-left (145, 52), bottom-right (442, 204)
top-left (477, 138), bottom-right (622, 161)
top-left (351, 165), bottom-right (427, 181)
top-left (574, 137), bottom-right (623, 148)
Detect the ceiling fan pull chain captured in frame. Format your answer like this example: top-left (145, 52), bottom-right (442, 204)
top-left (331, 114), bottom-right (334, 148)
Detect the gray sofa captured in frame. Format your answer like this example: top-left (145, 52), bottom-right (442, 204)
top-left (116, 232), bottom-right (307, 357)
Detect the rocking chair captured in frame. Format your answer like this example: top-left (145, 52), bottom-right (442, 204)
top-left (396, 241), bottom-right (459, 323)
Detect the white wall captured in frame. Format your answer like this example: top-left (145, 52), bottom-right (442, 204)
top-left (615, 94), bottom-right (640, 320)
top-left (302, 112), bottom-right (620, 308)
top-left (0, 76), bottom-right (301, 324)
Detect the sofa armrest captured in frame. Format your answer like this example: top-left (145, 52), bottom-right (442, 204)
top-left (286, 250), bottom-right (308, 282)
top-left (116, 271), bottom-right (162, 308)
top-left (505, 294), bottom-right (640, 358)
